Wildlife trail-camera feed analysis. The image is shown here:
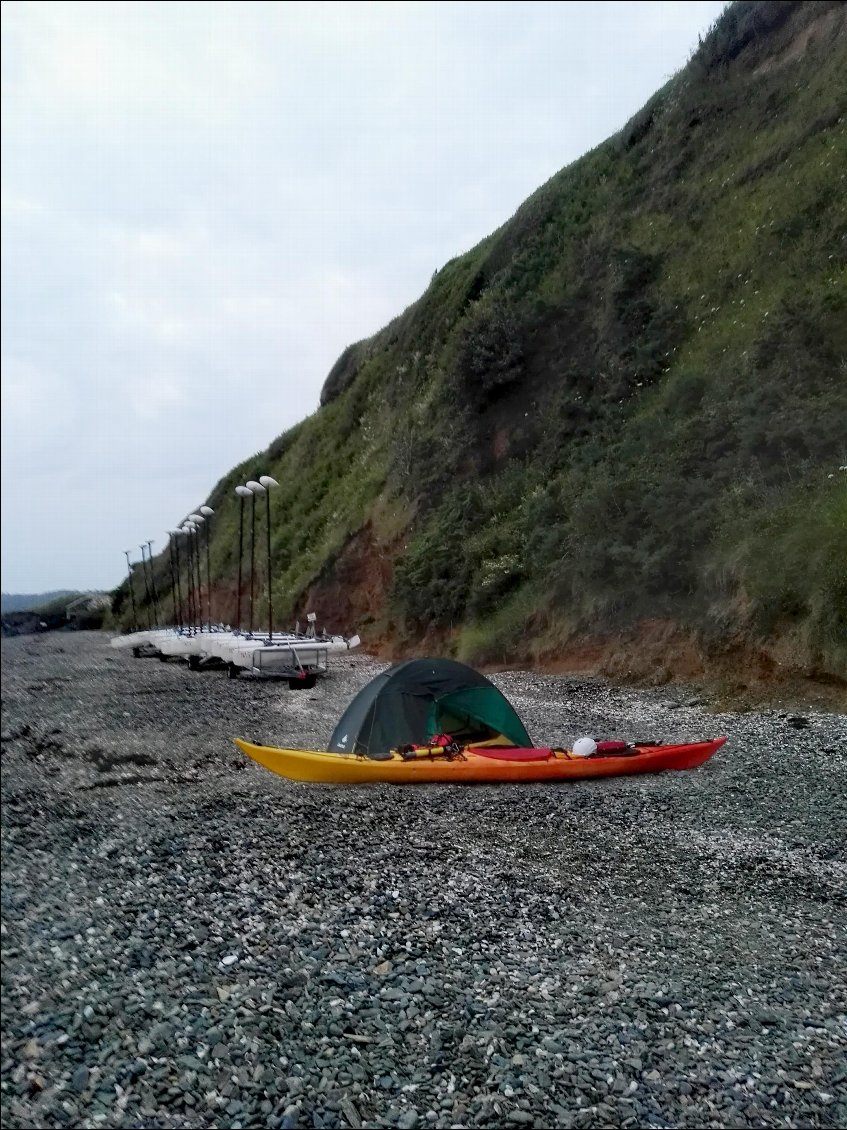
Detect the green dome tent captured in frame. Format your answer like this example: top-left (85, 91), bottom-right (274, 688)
top-left (328, 658), bottom-right (532, 756)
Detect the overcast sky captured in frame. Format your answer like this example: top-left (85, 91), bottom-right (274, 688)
top-left (2, 0), bottom-right (727, 593)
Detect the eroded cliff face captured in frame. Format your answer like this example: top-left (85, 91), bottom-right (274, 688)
top-left (307, 549), bottom-right (846, 707)
top-left (303, 522), bottom-right (397, 646)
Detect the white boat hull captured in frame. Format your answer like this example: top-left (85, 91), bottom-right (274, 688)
top-left (110, 626), bottom-right (360, 675)
top-left (110, 629), bottom-right (172, 652)
top-left (223, 635), bottom-right (358, 672)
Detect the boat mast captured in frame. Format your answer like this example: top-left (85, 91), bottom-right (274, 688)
top-left (188, 514), bottom-right (207, 631)
top-left (166, 535), bottom-right (178, 628)
top-left (245, 480), bottom-right (266, 637)
top-left (259, 476), bottom-right (279, 640)
top-left (182, 523), bottom-right (196, 633)
top-left (235, 486), bottom-right (252, 633)
top-left (139, 543), bottom-right (154, 628)
top-left (169, 530), bottom-right (185, 629)
top-left (123, 550), bottom-right (138, 631)
top-left (200, 505), bottom-right (215, 629)
top-left (146, 540), bottom-right (161, 626)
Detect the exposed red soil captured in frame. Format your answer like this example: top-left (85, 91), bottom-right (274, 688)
top-left (302, 522), bottom-right (397, 639)
top-left (296, 530), bottom-right (846, 710)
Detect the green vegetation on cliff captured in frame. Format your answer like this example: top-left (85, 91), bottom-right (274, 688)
top-left (122, 0), bottom-right (847, 684)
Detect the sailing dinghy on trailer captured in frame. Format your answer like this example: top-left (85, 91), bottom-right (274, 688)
top-left (110, 628), bottom-right (175, 655)
top-left (220, 631), bottom-right (361, 682)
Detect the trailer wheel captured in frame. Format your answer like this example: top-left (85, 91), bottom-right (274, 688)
top-left (188, 655), bottom-right (201, 671)
top-left (289, 673), bottom-right (318, 690)
top-left (227, 663), bottom-right (240, 680)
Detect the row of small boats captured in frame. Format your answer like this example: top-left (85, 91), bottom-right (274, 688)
top-left (111, 623), bottom-right (360, 681)
top-left (115, 474), bottom-right (362, 681)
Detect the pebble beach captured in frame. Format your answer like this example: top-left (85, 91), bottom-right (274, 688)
top-left (1, 630), bottom-right (845, 1130)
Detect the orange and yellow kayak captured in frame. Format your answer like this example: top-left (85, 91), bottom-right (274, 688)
top-left (233, 736), bottom-right (727, 784)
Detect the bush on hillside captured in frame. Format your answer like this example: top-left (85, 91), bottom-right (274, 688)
top-left (454, 298), bottom-right (526, 403)
top-left (391, 492), bottom-right (480, 627)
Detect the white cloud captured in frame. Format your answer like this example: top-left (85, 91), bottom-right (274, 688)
top-left (0, 356), bottom-right (80, 433)
top-left (0, 192), bottom-right (47, 218)
top-left (1, 1), bottom-right (273, 135)
top-left (128, 373), bottom-right (186, 421)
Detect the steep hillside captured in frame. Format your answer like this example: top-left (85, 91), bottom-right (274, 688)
top-left (122, 0), bottom-right (847, 696)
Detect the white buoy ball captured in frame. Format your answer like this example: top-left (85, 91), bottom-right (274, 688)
top-left (572, 736), bottom-right (597, 758)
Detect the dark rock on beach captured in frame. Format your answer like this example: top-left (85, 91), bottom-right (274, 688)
top-left (1, 631), bottom-right (845, 1129)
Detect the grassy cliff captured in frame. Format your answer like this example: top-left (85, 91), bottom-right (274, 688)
top-left (123, 0), bottom-right (847, 692)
